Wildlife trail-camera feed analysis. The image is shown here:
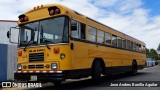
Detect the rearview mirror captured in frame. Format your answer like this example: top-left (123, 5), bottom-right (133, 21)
top-left (7, 27), bottom-right (19, 44)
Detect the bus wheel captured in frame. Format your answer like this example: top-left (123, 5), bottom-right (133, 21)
top-left (92, 61), bottom-right (102, 81)
top-left (131, 61), bottom-right (137, 76)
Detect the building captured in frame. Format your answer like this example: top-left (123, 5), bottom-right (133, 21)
top-left (0, 20), bottom-right (18, 82)
top-left (0, 20), bottom-right (18, 44)
top-left (146, 58), bottom-right (156, 67)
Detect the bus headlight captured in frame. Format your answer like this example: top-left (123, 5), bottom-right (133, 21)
top-left (51, 63), bottom-right (57, 69)
top-left (17, 64), bottom-right (22, 70)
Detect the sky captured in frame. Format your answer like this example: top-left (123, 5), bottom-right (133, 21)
top-left (0, 0), bottom-right (160, 50)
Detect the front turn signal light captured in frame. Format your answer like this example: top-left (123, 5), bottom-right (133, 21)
top-left (18, 51), bottom-right (22, 57)
top-left (54, 47), bottom-right (60, 54)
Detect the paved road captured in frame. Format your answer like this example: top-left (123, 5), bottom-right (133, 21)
top-left (2, 66), bottom-right (160, 90)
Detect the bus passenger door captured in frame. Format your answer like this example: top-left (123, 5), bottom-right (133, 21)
top-left (70, 20), bottom-right (88, 69)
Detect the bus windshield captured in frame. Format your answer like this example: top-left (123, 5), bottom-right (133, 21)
top-left (19, 16), bottom-right (69, 47)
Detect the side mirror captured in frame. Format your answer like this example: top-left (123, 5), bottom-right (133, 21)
top-left (7, 27), bottom-right (19, 44)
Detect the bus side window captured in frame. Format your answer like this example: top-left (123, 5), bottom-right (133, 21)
top-left (88, 26), bottom-right (96, 42)
top-left (133, 43), bottom-right (136, 51)
top-left (117, 37), bottom-right (122, 48)
top-left (97, 30), bottom-right (104, 44)
top-left (136, 44), bottom-right (138, 51)
top-left (122, 38), bottom-right (126, 49)
top-left (141, 45), bottom-right (145, 53)
top-left (80, 23), bottom-right (86, 39)
top-left (127, 40), bottom-right (130, 50)
top-left (71, 20), bottom-right (86, 39)
top-left (71, 20), bottom-right (79, 38)
top-left (112, 35), bottom-right (117, 47)
top-left (143, 46), bottom-right (146, 53)
top-left (105, 32), bottom-right (111, 45)
top-left (139, 44), bottom-right (141, 52)
top-left (131, 41), bottom-right (133, 50)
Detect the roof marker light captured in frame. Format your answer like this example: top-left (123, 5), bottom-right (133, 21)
top-left (48, 6), bottom-right (61, 16)
top-left (18, 14), bottom-right (28, 22)
top-left (55, 8), bottom-right (60, 14)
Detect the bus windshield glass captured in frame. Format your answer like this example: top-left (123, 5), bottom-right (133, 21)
top-left (19, 17), bottom-right (69, 47)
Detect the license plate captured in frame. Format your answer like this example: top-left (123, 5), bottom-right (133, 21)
top-left (30, 76), bottom-right (37, 81)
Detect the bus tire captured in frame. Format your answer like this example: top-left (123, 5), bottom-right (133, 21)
top-left (91, 61), bottom-right (102, 81)
top-left (131, 61), bottom-right (137, 76)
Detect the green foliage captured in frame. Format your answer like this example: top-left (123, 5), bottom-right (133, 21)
top-left (157, 44), bottom-right (160, 51)
top-left (157, 44), bottom-right (160, 60)
top-left (146, 48), bottom-right (158, 59)
top-left (146, 49), bottom-right (150, 57)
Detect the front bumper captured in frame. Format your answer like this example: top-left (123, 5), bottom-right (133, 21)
top-left (14, 70), bottom-right (67, 81)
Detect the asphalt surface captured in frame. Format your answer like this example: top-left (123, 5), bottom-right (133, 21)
top-left (2, 65), bottom-right (160, 90)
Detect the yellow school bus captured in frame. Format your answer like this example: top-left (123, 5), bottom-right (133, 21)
top-left (7, 4), bottom-right (146, 84)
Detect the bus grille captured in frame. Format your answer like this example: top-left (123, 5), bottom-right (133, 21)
top-left (29, 53), bottom-right (44, 62)
top-left (28, 65), bottom-right (44, 69)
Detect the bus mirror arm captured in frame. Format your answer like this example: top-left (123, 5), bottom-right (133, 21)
top-left (7, 31), bottom-right (10, 38)
top-left (69, 34), bottom-right (72, 38)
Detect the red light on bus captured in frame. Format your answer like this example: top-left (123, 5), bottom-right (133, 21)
top-left (48, 7), bottom-right (61, 16)
top-left (54, 47), bottom-right (60, 54)
top-left (49, 9), bottom-right (55, 15)
top-left (20, 18), bottom-right (24, 22)
top-left (18, 51), bottom-right (22, 56)
top-left (55, 9), bottom-right (60, 14)
top-left (18, 14), bottom-right (28, 22)
top-left (24, 16), bottom-right (28, 21)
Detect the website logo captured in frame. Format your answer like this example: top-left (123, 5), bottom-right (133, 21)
top-left (2, 82), bottom-right (12, 88)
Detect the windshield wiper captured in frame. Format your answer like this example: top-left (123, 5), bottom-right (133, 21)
top-left (45, 43), bottom-right (51, 50)
top-left (44, 38), bottom-right (51, 50)
top-left (23, 31), bottom-right (36, 51)
top-left (23, 40), bottom-right (32, 51)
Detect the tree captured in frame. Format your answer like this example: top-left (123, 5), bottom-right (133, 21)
top-left (157, 44), bottom-right (160, 60)
top-left (157, 44), bottom-right (160, 51)
top-left (146, 48), bottom-right (150, 57)
top-left (146, 48), bottom-right (158, 60)
top-left (150, 49), bottom-right (158, 59)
